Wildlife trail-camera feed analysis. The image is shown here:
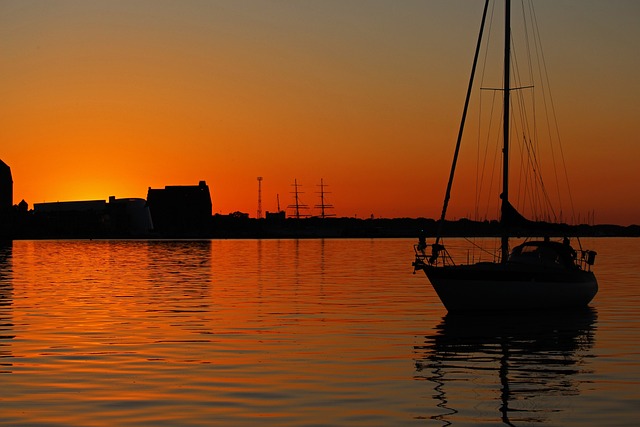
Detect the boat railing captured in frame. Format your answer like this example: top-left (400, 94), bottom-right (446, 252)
top-left (413, 242), bottom-right (455, 271)
top-left (577, 250), bottom-right (597, 272)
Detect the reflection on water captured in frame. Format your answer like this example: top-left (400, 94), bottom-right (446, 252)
top-left (144, 239), bottom-right (212, 301)
top-left (415, 309), bottom-right (597, 426)
top-left (1, 238), bottom-right (639, 426)
top-left (2, 239), bottom-right (435, 426)
top-left (0, 241), bottom-right (12, 374)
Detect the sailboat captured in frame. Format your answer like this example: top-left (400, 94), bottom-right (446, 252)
top-left (413, 0), bottom-right (598, 312)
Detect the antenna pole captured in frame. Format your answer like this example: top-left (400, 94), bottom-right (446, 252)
top-left (257, 176), bottom-right (263, 219)
top-left (320, 179), bottom-right (325, 218)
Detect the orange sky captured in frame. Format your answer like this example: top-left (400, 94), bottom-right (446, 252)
top-left (1, 1), bottom-right (639, 225)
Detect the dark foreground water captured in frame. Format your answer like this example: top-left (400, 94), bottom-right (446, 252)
top-left (0, 238), bottom-right (638, 426)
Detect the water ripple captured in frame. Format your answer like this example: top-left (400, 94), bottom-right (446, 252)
top-left (0, 239), bottom-right (638, 426)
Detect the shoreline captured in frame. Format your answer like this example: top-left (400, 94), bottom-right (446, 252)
top-left (4, 216), bottom-right (639, 240)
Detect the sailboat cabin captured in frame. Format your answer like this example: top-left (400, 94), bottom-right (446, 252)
top-left (508, 240), bottom-right (594, 270)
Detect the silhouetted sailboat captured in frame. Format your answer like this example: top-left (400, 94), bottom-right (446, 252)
top-left (413, 0), bottom-right (598, 312)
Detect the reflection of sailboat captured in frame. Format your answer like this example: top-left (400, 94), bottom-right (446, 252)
top-left (414, 309), bottom-right (597, 425)
top-left (412, 0), bottom-right (598, 311)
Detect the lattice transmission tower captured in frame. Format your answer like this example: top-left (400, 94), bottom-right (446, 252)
top-left (256, 176), bottom-right (263, 219)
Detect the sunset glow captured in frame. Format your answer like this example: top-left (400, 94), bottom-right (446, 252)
top-left (1, 1), bottom-right (639, 224)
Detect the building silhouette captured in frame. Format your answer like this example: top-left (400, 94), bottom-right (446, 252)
top-left (108, 197), bottom-right (153, 236)
top-left (146, 181), bottom-right (212, 236)
top-left (33, 200), bottom-right (108, 237)
top-left (0, 160), bottom-right (12, 212)
top-left (32, 197), bottom-right (153, 238)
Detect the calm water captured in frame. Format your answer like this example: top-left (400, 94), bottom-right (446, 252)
top-left (0, 238), bottom-right (638, 426)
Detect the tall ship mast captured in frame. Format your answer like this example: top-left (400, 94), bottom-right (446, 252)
top-left (287, 179), bottom-right (309, 219)
top-left (315, 179), bottom-right (335, 218)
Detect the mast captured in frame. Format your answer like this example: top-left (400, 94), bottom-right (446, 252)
top-left (315, 178), bottom-right (335, 218)
top-left (288, 179), bottom-right (308, 219)
top-left (500, 0), bottom-right (511, 263)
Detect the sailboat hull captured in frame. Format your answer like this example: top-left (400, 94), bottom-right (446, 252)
top-left (423, 263), bottom-right (598, 312)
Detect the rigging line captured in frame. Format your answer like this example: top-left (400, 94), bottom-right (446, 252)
top-left (512, 75), bottom-right (558, 220)
top-left (510, 20), bottom-right (549, 221)
top-left (515, 120), bottom-right (537, 219)
top-left (520, 3), bottom-right (548, 220)
top-left (475, 101), bottom-right (481, 221)
top-left (483, 125), bottom-right (501, 223)
top-left (463, 236), bottom-right (499, 259)
top-left (525, 0), bottom-right (563, 219)
top-left (522, 131), bottom-right (557, 221)
top-left (479, 88), bottom-right (502, 222)
top-left (476, 90), bottom-right (500, 222)
top-left (524, 141), bottom-right (542, 220)
top-left (507, 1), bottom-right (536, 220)
top-left (478, 0), bottom-right (496, 98)
top-left (475, 0), bottom-right (497, 222)
top-left (543, 24), bottom-right (575, 222)
top-left (520, 0), bottom-right (535, 88)
top-left (435, 0), bottom-right (490, 244)
top-left (509, 34), bottom-right (532, 215)
top-left (475, 86), bottom-right (498, 220)
top-left (521, 0), bottom-right (542, 185)
top-left (516, 133), bottom-right (533, 218)
top-left (530, 140), bottom-right (558, 220)
top-left (475, 87), bottom-right (482, 220)
top-left (512, 85), bottom-right (556, 221)
top-left (512, 0), bottom-right (560, 223)
top-left (530, 1), bottom-right (578, 225)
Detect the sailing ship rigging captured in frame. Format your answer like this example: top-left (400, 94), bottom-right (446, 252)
top-left (413, 0), bottom-right (598, 311)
